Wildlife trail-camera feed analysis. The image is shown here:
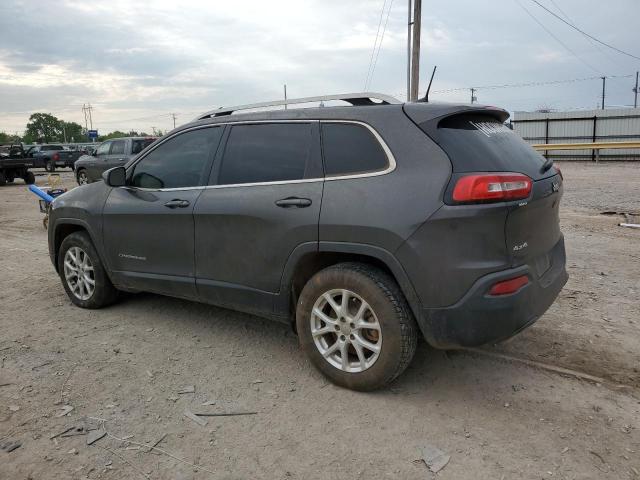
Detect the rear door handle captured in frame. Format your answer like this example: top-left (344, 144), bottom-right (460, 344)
top-left (275, 197), bottom-right (312, 208)
top-left (164, 199), bottom-right (191, 209)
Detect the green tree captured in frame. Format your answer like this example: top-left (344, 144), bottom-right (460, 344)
top-left (24, 113), bottom-right (63, 143)
top-left (98, 130), bottom-right (128, 141)
top-left (62, 121), bottom-right (84, 143)
top-left (0, 132), bottom-right (21, 144)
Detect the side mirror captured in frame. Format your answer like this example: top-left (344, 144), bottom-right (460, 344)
top-left (102, 166), bottom-right (126, 187)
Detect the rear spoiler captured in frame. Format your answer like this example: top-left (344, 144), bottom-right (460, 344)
top-left (403, 103), bottom-right (509, 137)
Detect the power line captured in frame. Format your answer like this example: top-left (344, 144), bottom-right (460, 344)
top-left (366, 0), bottom-right (395, 91)
top-left (515, 0), bottom-right (599, 73)
top-left (546, 0), bottom-right (624, 68)
top-left (431, 73), bottom-right (634, 94)
top-left (531, 0), bottom-right (640, 61)
top-left (364, 0), bottom-right (387, 90)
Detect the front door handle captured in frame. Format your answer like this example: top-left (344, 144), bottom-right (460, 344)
top-left (164, 199), bottom-right (191, 209)
top-left (275, 197), bottom-right (312, 208)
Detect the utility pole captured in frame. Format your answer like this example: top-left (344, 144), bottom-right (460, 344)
top-left (633, 71), bottom-right (639, 109)
top-left (62, 124), bottom-right (67, 143)
top-left (406, 0), bottom-right (412, 101)
top-left (82, 104), bottom-right (88, 132)
top-left (171, 113), bottom-right (177, 129)
top-left (409, 0), bottom-right (422, 101)
top-left (284, 84), bottom-right (288, 110)
top-left (470, 88), bottom-right (477, 104)
top-left (601, 76), bottom-right (606, 110)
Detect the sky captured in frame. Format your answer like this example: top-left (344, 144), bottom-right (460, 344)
top-left (1, 0), bottom-right (639, 136)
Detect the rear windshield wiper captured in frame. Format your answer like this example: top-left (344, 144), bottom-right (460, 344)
top-left (541, 157), bottom-right (554, 173)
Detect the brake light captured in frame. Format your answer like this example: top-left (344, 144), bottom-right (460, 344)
top-left (53, 153), bottom-right (59, 161)
top-left (452, 173), bottom-right (532, 203)
top-left (488, 275), bottom-right (529, 296)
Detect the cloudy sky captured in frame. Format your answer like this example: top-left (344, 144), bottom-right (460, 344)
top-left (1, 0), bottom-right (639, 136)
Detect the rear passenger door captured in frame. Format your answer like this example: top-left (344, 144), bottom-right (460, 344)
top-left (193, 122), bottom-right (323, 314)
top-left (106, 139), bottom-right (128, 170)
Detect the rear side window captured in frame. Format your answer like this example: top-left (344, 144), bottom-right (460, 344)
top-left (216, 123), bottom-right (313, 185)
top-left (430, 114), bottom-right (546, 179)
top-left (321, 123), bottom-right (388, 176)
top-left (110, 140), bottom-right (125, 155)
top-left (131, 127), bottom-right (222, 189)
top-left (132, 138), bottom-right (155, 154)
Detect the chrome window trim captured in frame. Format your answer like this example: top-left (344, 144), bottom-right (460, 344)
top-left (126, 120), bottom-right (395, 192)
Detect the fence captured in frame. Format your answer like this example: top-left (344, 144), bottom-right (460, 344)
top-left (512, 108), bottom-right (640, 161)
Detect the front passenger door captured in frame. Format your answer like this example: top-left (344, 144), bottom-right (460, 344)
top-left (88, 141), bottom-right (111, 180)
top-left (102, 126), bottom-right (224, 298)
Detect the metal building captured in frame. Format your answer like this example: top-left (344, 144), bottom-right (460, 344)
top-left (511, 108), bottom-right (640, 160)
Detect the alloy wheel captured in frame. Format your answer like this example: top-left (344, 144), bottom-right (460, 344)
top-left (310, 289), bottom-right (382, 373)
top-left (63, 246), bottom-right (95, 300)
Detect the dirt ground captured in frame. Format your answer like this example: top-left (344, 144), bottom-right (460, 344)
top-left (1, 162), bottom-right (638, 480)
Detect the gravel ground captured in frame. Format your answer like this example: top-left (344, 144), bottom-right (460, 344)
top-left (1, 163), bottom-right (639, 480)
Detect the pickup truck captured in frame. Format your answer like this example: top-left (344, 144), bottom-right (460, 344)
top-left (0, 144), bottom-right (35, 186)
top-left (74, 136), bottom-right (156, 184)
top-left (26, 144), bottom-right (82, 172)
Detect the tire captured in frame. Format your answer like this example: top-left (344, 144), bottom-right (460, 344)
top-left (6, 172), bottom-right (14, 183)
top-left (58, 231), bottom-right (118, 309)
top-left (0, 172), bottom-right (5, 187)
top-left (22, 171), bottom-right (35, 185)
top-left (296, 262), bottom-right (418, 391)
top-left (45, 160), bottom-right (55, 172)
top-left (76, 169), bottom-right (89, 185)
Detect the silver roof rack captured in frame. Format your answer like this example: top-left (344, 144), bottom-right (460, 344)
top-left (195, 92), bottom-right (401, 121)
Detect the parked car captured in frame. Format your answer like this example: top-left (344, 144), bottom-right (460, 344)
top-left (74, 137), bottom-right (156, 185)
top-left (0, 143), bottom-right (35, 186)
top-left (47, 93), bottom-right (567, 391)
top-left (26, 144), bottom-right (82, 171)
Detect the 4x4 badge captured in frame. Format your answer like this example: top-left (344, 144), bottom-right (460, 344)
top-left (552, 181), bottom-right (560, 192)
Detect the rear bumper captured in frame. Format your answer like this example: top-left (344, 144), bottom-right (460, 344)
top-left (418, 236), bottom-right (567, 349)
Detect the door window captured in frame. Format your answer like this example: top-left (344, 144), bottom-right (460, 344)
top-left (216, 123), bottom-right (314, 185)
top-left (110, 140), bottom-right (126, 155)
top-left (130, 127), bottom-right (222, 189)
top-left (96, 142), bottom-right (111, 156)
top-left (321, 123), bottom-right (388, 176)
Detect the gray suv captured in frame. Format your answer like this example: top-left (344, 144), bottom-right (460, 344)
top-left (47, 93), bottom-right (567, 391)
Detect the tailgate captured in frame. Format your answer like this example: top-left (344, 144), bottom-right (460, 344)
top-left (506, 174), bottom-right (563, 269)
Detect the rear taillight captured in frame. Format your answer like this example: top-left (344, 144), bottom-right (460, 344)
top-left (488, 275), bottom-right (529, 296)
top-left (53, 153), bottom-right (59, 161)
top-left (452, 173), bottom-right (532, 203)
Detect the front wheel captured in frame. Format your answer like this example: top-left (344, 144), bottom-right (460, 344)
top-left (22, 171), bottom-right (35, 185)
top-left (58, 232), bottom-right (118, 309)
top-left (45, 160), bottom-right (55, 172)
top-left (296, 263), bottom-right (418, 391)
top-left (76, 169), bottom-right (89, 185)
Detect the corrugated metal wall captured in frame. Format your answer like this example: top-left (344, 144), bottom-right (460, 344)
top-left (512, 108), bottom-right (640, 160)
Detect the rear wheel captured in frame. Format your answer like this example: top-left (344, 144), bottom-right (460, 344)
top-left (76, 169), bottom-right (89, 185)
top-left (45, 160), bottom-right (55, 172)
top-left (58, 232), bottom-right (118, 309)
top-left (296, 262), bottom-right (418, 391)
top-left (0, 172), bottom-right (5, 187)
top-left (22, 171), bottom-right (35, 185)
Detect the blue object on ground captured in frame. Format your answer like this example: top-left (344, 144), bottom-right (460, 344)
top-left (28, 184), bottom-right (55, 203)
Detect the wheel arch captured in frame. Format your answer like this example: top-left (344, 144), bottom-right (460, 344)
top-left (52, 219), bottom-right (100, 273)
top-left (277, 242), bottom-right (423, 325)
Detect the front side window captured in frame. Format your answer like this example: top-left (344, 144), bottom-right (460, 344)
top-left (321, 123), bottom-right (388, 176)
top-left (96, 142), bottom-right (111, 156)
top-left (216, 123), bottom-right (313, 185)
top-left (130, 127), bottom-right (221, 189)
top-left (110, 140), bottom-right (125, 155)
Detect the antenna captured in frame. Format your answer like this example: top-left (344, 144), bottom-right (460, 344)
top-left (422, 65), bottom-right (437, 102)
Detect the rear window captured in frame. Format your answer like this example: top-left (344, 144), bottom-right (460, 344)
top-left (44, 145), bottom-right (63, 151)
top-left (216, 123), bottom-right (313, 185)
top-left (132, 138), bottom-right (155, 155)
top-left (321, 123), bottom-right (388, 176)
top-left (429, 114), bottom-right (546, 179)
